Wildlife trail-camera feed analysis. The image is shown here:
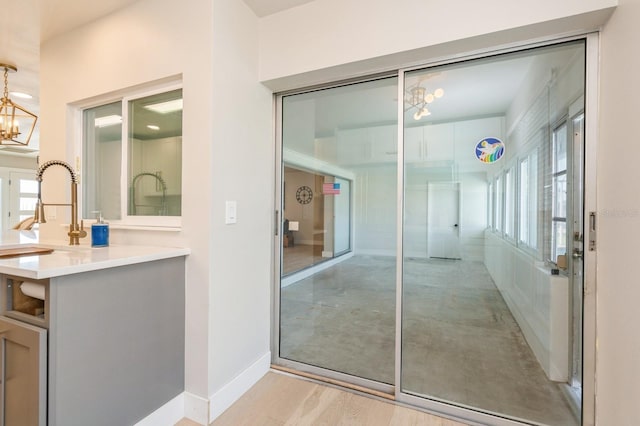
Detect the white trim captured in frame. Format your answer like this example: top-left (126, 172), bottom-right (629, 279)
top-left (183, 391), bottom-right (210, 425)
top-left (134, 392), bottom-right (185, 426)
top-left (209, 351), bottom-right (271, 423)
top-left (581, 31), bottom-right (599, 426)
top-left (71, 78), bottom-right (183, 228)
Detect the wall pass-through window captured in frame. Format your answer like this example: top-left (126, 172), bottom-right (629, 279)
top-left (81, 84), bottom-right (182, 227)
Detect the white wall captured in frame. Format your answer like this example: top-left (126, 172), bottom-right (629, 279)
top-left (208, 0), bottom-right (272, 421)
top-left (597, 1), bottom-right (640, 424)
top-left (40, 0), bottom-right (272, 423)
top-left (258, 0), bottom-right (616, 90)
top-left (257, 1), bottom-right (640, 425)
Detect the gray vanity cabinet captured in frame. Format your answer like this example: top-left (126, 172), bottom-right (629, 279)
top-left (0, 255), bottom-right (186, 426)
top-left (0, 316), bottom-right (47, 426)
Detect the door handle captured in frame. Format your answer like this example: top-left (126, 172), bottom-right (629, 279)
top-left (572, 249), bottom-right (584, 259)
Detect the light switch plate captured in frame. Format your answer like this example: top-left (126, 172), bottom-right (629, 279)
top-left (225, 201), bottom-right (237, 224)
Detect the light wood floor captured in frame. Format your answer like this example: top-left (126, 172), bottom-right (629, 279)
top-left (176, 371), bottom-right (467, 426)
top-left (282, 243), bottom-right (324, 275)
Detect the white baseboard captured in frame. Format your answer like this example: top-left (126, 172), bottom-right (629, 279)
top-left (132, 353), bottom-right (271, 426)
top-left (184, 391), bottom-right (210, 425)
top-left (135, 392), bottom-right (185, 426)
top-left (209, 351), bottom-right (271, 423)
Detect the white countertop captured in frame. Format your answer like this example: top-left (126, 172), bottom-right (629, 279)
top-left (0, 232), bottom-right (190, 279)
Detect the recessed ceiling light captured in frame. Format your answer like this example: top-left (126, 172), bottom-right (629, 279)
top-left (9, 91), bottom-right (32, 99)
top-left (147, 124), bottom-right (160, 130)
top-left (94, 115), bottom-right (122, 128)
top-left (143, 99), bottom-right (183, 114)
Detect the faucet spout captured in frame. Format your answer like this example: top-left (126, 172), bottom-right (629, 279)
top-left (34, 160), bottom-right (87, 245)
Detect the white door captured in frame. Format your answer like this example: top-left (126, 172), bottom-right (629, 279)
top-left (427, 182), bottom-right (461, 259)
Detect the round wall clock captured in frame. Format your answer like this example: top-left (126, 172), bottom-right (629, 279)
top-left (296, 186), bottom-right (313, 204)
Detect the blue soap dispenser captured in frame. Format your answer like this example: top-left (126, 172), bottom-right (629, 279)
top-left (91, 211), bottom-right (109, 247)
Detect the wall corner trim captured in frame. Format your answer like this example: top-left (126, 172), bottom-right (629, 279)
top-left (209, 351), bottom-right (272, 423)
top-left (134, 392), bottom-right (185, 426)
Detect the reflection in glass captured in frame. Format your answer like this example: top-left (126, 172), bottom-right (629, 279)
top-left (128, 89), bottom-right (182, 216)
top-left (282, 166), bottom-right (352, 275)
top-left (279, 77), bottom-right (398, 384)
top-left (82, 102), bottom-right (122, 220)
top-left (402, 41), bottom-right (584, 426)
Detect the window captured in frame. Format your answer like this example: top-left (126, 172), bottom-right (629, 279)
top-left (488, 181), bottom-right (494, 229)
top-left (495, 174), bottom-right (503, 232)
top-left (81, 84), bottom-right (182, 227)
top-left (519, 150), bottom-right (538, 249)
top-left (505, 166), bottom-right (515, 239)
top-left (551, 123), bottom-right (568, 262)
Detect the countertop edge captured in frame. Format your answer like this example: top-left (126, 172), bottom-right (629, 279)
top-left (0, 245), bottom-right (191, 280)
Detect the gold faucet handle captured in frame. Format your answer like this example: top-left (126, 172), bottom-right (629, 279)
top-left (79, 220), bottom-right (87, 238)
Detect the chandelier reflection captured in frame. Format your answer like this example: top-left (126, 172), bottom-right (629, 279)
top-left (405, 85), bottom-right (444, 120)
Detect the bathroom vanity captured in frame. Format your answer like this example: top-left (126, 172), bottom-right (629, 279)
top-left (0, 242), bottom-right (189, 426)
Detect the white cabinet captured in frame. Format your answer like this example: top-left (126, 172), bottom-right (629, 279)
top-left (336, 128), bottom-right (368, 165)
top-left (404, 123), bottom-right (455, 163)
top-left (424, 123), bottom-right (455, 161)
top-left (336, 125), bottom-right (397, 165)
top-left (335, 117), bottom-right (503, 168)
top-left (369, 125), bottom-right (397, 163)
top-left (405, 126), bottom-right (425, 162)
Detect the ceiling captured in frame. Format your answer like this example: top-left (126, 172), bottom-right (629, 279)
top-left (0, 1), bottom-right (578, 159)
top-left (0, 0), bottom-right (303, 156)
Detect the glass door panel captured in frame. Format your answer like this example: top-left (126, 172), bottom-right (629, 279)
top-left (401, 41), bottom-right (585, 425)
top-left (279, 77), bottom-right (398, 384)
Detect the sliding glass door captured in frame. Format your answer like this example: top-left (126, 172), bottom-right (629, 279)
top-left (400, 40), bottom-right (585, 426)
top-left (275, 37), bottom-right (593, 426)
top-left (277, 77), bottom-right (398, 386)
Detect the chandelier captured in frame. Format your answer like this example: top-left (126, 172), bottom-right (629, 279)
top-left (0, 63), bottom-right (37, 146)
top-left (405, 84), bottom-right (444, 120)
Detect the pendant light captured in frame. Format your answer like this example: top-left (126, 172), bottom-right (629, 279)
top-left (0, 63), bottom-right (37, 146)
